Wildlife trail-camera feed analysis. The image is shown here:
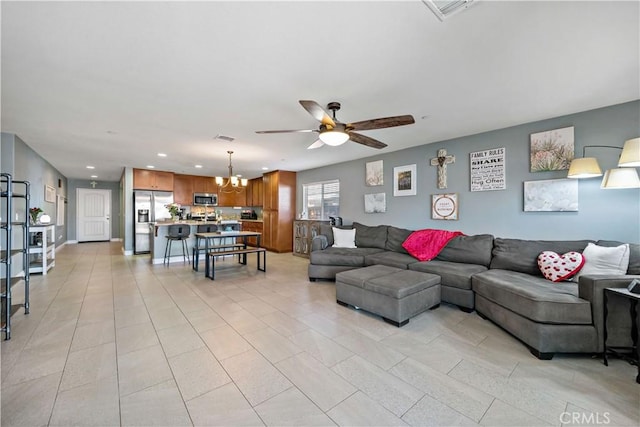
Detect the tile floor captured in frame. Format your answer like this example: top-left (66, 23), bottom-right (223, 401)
top-left (1, 242), bottom-right (638, 426)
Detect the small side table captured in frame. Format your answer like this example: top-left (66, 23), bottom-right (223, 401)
top-left (603, 287), bottom-right (640, 384)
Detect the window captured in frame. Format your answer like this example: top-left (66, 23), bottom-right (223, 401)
top-left (303, 180), bottom-right (340, 220)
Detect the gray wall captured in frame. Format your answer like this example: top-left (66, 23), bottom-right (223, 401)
top-left (67, 179), bottom-right (122, 241)
top-left (297, 101), bottom-right (640, 244)
top-left (5, 134), bottom-right (69, 245)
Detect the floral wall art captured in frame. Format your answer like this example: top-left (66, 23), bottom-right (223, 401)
top-left (524, 178), bottom-right (578, 212)
top-left (364, 193), bottom-right (386, 213)
top-left (530, 126), bottom-right (574, 172)
top-left (365, 160), bottom-right (384, 186)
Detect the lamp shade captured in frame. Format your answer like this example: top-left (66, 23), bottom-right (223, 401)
top-left (600, 168), bottom-right (640, 189)
top-left (618, 137), bottom-right (640, 167)
top-left (567, 157), bottom-right (602, 178)
top-left (319, 130), bottom-right (349, 146)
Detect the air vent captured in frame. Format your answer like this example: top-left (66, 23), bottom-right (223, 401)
top-left (422, 0), bottom-right (476, 21)
top-left (214, 134), bottom-right (235, 142)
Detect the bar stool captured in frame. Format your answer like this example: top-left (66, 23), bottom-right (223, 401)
top-left (164, 224), bottom-right (191, 265)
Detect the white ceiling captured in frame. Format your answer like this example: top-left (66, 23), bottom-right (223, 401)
top-left (1, 1), bottom-right (638, 182)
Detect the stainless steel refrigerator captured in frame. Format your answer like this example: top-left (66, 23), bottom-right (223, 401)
top-left (134, 191), bottom-right (174, 254)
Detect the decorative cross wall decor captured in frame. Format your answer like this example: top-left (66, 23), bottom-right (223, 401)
top-left (90, 181), bottom-right (97, 188)
top-left (430, 148), bottom-right (455, 189)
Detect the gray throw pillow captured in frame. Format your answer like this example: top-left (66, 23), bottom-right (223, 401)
top-left (353, 222), bottom-right (388, 249)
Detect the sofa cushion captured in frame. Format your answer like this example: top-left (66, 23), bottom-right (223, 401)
top-left (573, 243), bottom-right (630, 282)
top-left (537, 251), bottom-right (585, 282)
top-left (353, 222), bottom-right (388, 249)
top-left (365, 251), bottom-right (419, 269)
top-left (336, 264), bottom-right (401, 287)
top-left (436, 234), bottom-right (494, 267)
top-left (365, 270), bottom-right (440, 299)
top-left (597, 240), bottom-right (640, 275)
top-left (310, 247), bottom-right (384, 267)
top-left (410, 260), bottom-right (487, 290)
top-left (385, 226), bottom-right (412, 254)
top-left (472, 269), bottom-right (592, 325)
top-left (490, 238), bottom-right (593, 276)
top-left (333, 227), bottom-right (357, 248)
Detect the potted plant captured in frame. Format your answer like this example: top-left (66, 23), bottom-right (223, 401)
top-left (165, 203), bottom-right (181, 221)
top-left (29, 207), bottom-right (43, 224)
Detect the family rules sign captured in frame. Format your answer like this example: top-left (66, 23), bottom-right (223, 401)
top-left (470, 147), bottom-right (506, 191)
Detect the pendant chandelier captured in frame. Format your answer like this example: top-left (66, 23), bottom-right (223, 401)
top-left (215, 151), bottom-right (247, 193)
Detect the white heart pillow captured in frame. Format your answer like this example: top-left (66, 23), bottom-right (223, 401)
top-left (332, 227), bottom-right (356, 248)
top-left (537, 251), bottom-right (585, 282)
top-left (573, 243), bottom-right (630, 282)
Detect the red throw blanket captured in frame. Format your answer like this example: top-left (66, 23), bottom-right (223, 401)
top-left (402, 229), bottom-right (464, 261)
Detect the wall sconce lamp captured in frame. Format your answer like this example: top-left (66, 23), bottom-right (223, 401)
top-left (567, 138), bottom-right (640, 189)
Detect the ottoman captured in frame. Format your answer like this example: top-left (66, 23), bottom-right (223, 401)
top-left (336, 265), bottom-right (441, 327)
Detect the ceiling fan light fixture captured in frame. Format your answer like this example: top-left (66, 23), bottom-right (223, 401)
top-left (319, 130), bottom-right (349, 146)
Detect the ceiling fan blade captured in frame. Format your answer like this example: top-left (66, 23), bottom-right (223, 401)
top-left (348, 132), bottom-right (387, 149)
top-left (255, 129), bottom-right (318, 134)
top-left (307, 139), bottom-right (325, 150)
top-left (349, 115), bottom-right (415, 131)
top-left (299, 100), bottom-right (336, 127)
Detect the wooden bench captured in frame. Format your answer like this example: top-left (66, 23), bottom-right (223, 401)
top-left (192, 243), bottom-right (245, 271)
top-left (205, 247), bottom-right (267, 280)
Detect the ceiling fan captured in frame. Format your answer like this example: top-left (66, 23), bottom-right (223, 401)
top-left (256, 100), bottom-right (415, 150)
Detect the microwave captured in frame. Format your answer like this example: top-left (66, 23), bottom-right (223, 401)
top-left (193, 193), bottom-right (218, 206)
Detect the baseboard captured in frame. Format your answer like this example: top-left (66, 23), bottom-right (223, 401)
top-left (122, 248), bottom-right (133, 256)
top-left (110, 238), bottom-right (122, 242)
top-left (66, 240), bottom-right (78, 244)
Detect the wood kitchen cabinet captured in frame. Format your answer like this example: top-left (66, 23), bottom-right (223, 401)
top-left (192, 176), bottom-right (217, 193)
top-left (249, 178), bottom-right (263, 207)
top-left (133, 169), bottom-right (174, 191)
top-left (240, 221), bottom-right (263, 247)
top-left (261, 170), bottom-right (296, 252)
top-left (173, 174), bottom-right (193, 205)
top-left (218, 188), bottom-right (247, 207)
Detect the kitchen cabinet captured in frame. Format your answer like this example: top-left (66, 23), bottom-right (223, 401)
top-left (133, 169), bottom-right (174, 191)
top-left (173, 174), bottom-right (193, 206)
top-left (193, 176), bottom-right (217, 194)
top-left (218, 188), bottom-right (247, 207)
top-left (240, 221), bottom-right (263, 247)
top-left (293, 220), bottom-right (329, 258)
top-left (246, 178), bottom-right (263, 207)
top-left (262, 170), bottom-right (296, 252)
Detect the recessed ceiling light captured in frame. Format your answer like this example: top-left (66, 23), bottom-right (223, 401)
top-left (194, 164), bottom-right (203, 169)
top-left (157, 153), bottom-right (167, 157)
top-left (146, 165), bottom-right (155, 169)
top-left (261, 167), bottom-right (269, 170)
top-left (90, 175), bottom-right (98, 178)
top-left (86, 165), bottom-right (95, 169)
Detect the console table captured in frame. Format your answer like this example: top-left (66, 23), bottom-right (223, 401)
top-left (603, 287), bottom-right (640, 383)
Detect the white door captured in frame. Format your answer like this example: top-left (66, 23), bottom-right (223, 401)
top-left (77, 188), bottom-right (111, 242)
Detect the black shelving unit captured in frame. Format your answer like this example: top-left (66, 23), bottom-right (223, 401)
top-left (1, 173), bottom-right (30, 340)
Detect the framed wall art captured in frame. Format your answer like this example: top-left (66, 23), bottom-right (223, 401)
top-left (432, 193), bottom-right (458, 220)
top-left (524, 178), bottom-right (578, 212)
top-left (530, 126), bottom-right (574, 172)
top-left (470, 147), bottom-right (506, 191)
top-left (393, 164), bottom-right (417, 196)
top-left (364, 193), bottom-right (386, 213)
top-left (44, 185), bottom-right (56, 203)
top-left (365, 160), bottom-right (384, 186)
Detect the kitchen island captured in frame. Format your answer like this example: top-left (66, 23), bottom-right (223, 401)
top-left (150, 221), bottom-right (243, 264)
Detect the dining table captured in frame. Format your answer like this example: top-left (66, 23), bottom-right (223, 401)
top-left (192, 230), bottom-right (262, 271)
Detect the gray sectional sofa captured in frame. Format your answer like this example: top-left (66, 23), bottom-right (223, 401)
top-left (308, 222), bottom-right (640, 359)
